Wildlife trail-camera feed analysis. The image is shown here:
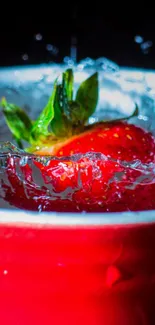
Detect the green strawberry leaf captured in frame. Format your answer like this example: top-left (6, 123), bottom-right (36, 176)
top-left (30, 80), bottom-right (57, 142)
top-left (63, 68), bottom-right (73, 101)
top-left (50, 84), bottom-right (72, 137)
top-left (1, 97), bottom-right (33, 144)
top-left (84, 103), bottom-right (139, 131)
top-left (1, 69), bottom-right (99, 148)
top-left (67, 100), bottom-right (88, 130)
top-left (108, 103), bottom-right (139, 123)
top-left (52, 70), bottom-right (98, 130)
top-left (126, 103), bottom-right (139, 120)
top-left (75, 72), bottom-right (98, 123)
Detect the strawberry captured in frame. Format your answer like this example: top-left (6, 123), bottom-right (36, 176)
top-left (1, 68), bottom-right (155, 212)
top-left (44, 121), bottom-right (155, 163)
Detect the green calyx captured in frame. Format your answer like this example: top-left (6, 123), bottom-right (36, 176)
top-left (0, 68), bottom-right (139, 151)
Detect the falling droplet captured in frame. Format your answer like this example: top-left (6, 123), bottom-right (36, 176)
top-left (38, 204), bottom-right (42, 213)
top-left (134, 35), bottom-right (143, 44)
top-left (22, 54), bottom-right (29, 61)
top-left (19, 156), bottom-right (28, 167)
top-left (46, 44), bottom-right (53, 51)
top-left (70, 36), bottom-right (77, 64)
top-left (140, 41), bottom-right (153, 54)
top-left (46, 44), bottom-right (58, 55)
top-left (34, 33), bottom-right (43, 41)
top-left (63, 56), bottom-right (74, 67)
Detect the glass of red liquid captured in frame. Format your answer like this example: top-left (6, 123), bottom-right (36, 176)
top-left (0, 64), bottom-right (155, 324)
top-left (0, 210), bottom-right (154, 325)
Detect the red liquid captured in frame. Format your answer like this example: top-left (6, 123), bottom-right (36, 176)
top-left (0, 221), bottom-right (154, 325)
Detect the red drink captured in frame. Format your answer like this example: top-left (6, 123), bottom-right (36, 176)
top-left (0, 212), bottom-right (154, 325)
top-left (0, 61), bottom-right (155, 325)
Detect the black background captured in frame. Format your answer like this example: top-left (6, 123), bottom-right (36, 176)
top-left (0, 3), bottom-right (155, 69)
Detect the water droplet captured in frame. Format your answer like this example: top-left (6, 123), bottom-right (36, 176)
top-left (95, 57), bottom-right (119, 73)
top-left (77, 57), bottom-right (95, 70)
top-left (70, 36), bottom-right (77, 63)
top-left (19, 156), bottom-right (28, 167)
top-left (138, 115), bottom-right (148, 121)
top-left (63, 56), bottom-right (69, 63)
top-left (46, 44), bottom-right (53, 51)
top-left (34, 33), bottom-right (43, 41)
top-left (46, 75), bottom-right (54, 84)
top-left (46, 44), bottom-right (58, 55)
top-left (14, 70), bottom-right (21, 77)
top-left (106, 265), bottom-right (122, 287)
top-left (3, 270), bottom-right (8, 275)
top-left (63, 56), bottom-right (74, 67)
top-left (22, 53), bottom-right (29, 61)
top-left (140, 41), bottom-right (153, 54)
top-left (89, 117), bottom-right (98, 124)
top-left (58, 262), bottom-right (64, 267)
top-left (134, 35), bottom-right (143, 44)
top-left (38, 205), bottom-right (42, 212)
top-left (77, 64), bottom-right (84, 71)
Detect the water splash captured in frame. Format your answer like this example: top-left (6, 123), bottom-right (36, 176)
top-left (63, 57), bottom-right (75, 67)
top-left (0, 60), bottom-right (155, 211)
top-left (95, 57), bottom-right (119, 73)
top-left (0, 142), bottom-right (155, 212)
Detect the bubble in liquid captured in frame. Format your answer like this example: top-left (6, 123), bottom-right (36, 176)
top-left (34, 33), bottom-right (43, 41)
top-left (22, 54), bottom-right (29, 61)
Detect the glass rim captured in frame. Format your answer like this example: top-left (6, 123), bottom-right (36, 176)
top-left (0, 209), bottom-right (155, 227)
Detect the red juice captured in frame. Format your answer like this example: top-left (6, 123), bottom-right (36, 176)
top-left (0, 218), bottom-right (154, 324)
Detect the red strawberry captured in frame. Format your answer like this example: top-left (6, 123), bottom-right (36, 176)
top-left (1, 68), bottom-right (155, 212)
top-left (35, 121), bottom-right (155, 164)
top-left (1, 152), bottom-right (155, 212)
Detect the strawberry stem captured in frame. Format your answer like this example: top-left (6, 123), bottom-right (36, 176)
top-left (84, 104), bottom-right (139, 131)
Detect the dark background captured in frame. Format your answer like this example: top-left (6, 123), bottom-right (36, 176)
top-left (0, 3), bottom-right (155, 69)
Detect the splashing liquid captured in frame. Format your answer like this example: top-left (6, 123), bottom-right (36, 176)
top-left (0, 59), bottom-right (155, 212)
top-left (0, 141), bottom-right (155, 212)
